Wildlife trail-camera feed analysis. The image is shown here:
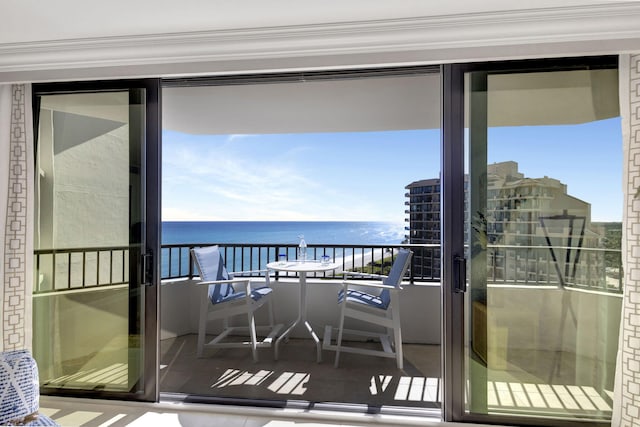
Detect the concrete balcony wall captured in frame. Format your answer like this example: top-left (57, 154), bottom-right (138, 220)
top-left (28, 278), bottom-right (620, 392)
top-left (484, 285), bottom-right (622, 388)
top-left (161, 277), bottom-right (621, 392)
top-left (161, 278), bottom-right (621, 365)
top-left (160, 278), bottom-right (442, 345)
top-left (33, 287), bottom-right (130, 380)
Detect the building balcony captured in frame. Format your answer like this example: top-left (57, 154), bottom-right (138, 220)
top-left (31, 242), bottom-right (622, 419)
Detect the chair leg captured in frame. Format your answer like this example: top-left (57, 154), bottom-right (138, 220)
top-left (197, 293), bottom-right (209, 358)
top-left (334, 300), bottom-right (347, 368)
top-left (385, 309), bottom-right (394, 348)
top-left (267, 298), bottom-right (275, 327)
top-left (390, 298), bottom-right (403, 370)
top-left (248, 310), bottom-right (259, 362)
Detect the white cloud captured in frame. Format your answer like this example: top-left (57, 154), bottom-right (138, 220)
top-left (162, 131), bottom-right (418, 221)
top-left (227, 134), bottom-right (254, 142)
top-left (163, 142), bottom-right (326, 220)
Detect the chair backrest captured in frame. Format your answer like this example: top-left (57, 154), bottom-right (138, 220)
top-left (383, 249), bottom-right (413, 288)
top-left (375, 249), bottom-right (412, 310)
top-left (191, 246), bottom-right (233, 304)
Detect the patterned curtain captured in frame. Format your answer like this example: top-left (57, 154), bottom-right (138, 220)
top-left (614, 54), bottom-right (640, 427)
top-left (0, 84), bottom-right (34, 352)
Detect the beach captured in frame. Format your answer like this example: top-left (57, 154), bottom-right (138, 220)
top-left (335, 246), bottom-right (392, 270)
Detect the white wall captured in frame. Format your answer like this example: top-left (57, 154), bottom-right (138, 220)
top-left (160, 278), bottom-right (441, 344)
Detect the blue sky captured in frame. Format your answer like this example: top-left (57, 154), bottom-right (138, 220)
top-left (162, 117), bottom-right (622, 223)
top-left (485, 117), bottom-right (622, 222)
top-left (162, 129), bottom-right (439, 223)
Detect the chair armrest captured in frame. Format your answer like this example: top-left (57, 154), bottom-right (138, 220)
top-left (342, 279), bottom-right (399, 290)
top-left (195, 277), bottom-right (251, 286)
top-left (230, 269), bottom-right (272, 286)
top-left (229, 269), bottom-right (271, 276)
top-left (342, 271), bottom-right (388, 280)
top-left (195, 269), bottom-right (272, 294)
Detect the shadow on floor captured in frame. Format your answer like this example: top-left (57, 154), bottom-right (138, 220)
top-left (159, 334), bottom-right (442, 411)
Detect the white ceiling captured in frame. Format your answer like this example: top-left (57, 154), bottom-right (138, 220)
top-left (0, 0), bottom-right (629, 44)
top-left (15, 0), bottom-right (623, 134)
top-left (2, 0), bottom-right (639, 83)
top-left (163, 74), bottom-right (441, 134)
top-left (161, 68), bottom-right (618, 135)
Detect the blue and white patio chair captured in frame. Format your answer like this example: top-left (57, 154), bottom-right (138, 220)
top-left (0, 350), bottom-right (59, 426)
top-left (326, 248), bottom-right (413, 369)
top-left (191, 246), bottom-right (282, 361)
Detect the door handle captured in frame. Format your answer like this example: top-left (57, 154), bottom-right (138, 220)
top-left (453, 255), bottom-right (467, 293)
top-left (141, 252), bottom-right (153, 287)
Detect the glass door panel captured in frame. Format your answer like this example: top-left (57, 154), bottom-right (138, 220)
top-left (33, 82), bottom-right (160, 400)
top-left (462, 65), bottom-right (621, 423)
top-left (159, 69), bottom-right (442, 412)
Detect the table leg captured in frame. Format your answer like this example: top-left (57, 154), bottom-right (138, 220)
top-left (274, 272), bottom-right (322, 363)
top-left (300, 272), bottom-right (322, 363)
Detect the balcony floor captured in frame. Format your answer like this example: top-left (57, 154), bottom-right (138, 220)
top-left (159, 334), bottom-right (442, 411)
top-left (158, 333), bottom-right (614, 421)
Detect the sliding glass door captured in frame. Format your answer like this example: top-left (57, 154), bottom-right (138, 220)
top-left (159, 68), bottom-right (443, 413)
top-left (443, 58), bottom-right (622, 426)
top-left (32, 80), bottom-right (161, 401)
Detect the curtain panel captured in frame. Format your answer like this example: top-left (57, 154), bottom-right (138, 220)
top-left (0, 84), bottom-right (34, 352)
top-left (615, 54), bottom-right (640, 427)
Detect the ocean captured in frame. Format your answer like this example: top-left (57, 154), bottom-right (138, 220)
top-left (162, 221), bottom-right (405, 246)
top-left (161, 221), bottom-right (405, 276)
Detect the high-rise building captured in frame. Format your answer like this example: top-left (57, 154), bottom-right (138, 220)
top-left (405, 161), bottom-right (604, 287)
top-left (404, 177), bottom-right (443, 279)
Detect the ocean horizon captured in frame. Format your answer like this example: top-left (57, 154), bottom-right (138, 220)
top-left (162, 220), bottom-right (405, 246)
top-left (161, 221), bottom-right (405, 276)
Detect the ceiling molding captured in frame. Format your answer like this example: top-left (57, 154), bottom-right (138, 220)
top-left (2, 2), bottom-right (640, 80)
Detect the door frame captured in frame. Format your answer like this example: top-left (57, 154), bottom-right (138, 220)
top-left (440, 56), bottom-right (618, 426)
top-left (32, 78), bottom-right (161, 402)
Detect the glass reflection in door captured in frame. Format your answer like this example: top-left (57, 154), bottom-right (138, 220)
top-left (464, 67), bottom-right (622, 422)
top-left (33, 90), bottom-right (149, 395)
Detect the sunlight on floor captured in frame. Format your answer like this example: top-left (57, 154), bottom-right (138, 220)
top-left (39, 407), bottom-right (126, 426)
top-left (487, 381), bottom-right (611, 413)
top-left (207, 366), bottom-right (440, 401)
top-left (369, 375), bottom-right (441, 404)
top-left (267, 372), bottom-right (310, 395)
top-left (395, 377), bottom-right (441, 402)
top-left (212, 368), bottom-right (274, 388)
top-left (39, 397), bottom-right (463, 427)
top-left (210, 368), bottom-right (310, 395)
top-left (44, 363), bottom-right (128, 389)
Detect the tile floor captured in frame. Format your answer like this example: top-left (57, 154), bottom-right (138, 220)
top-left (40, 396), bottom-right (498, 427)
top-left (36, 333), bottom-right (610, 426)
top-left (159, 334), bottom-right (441, 410)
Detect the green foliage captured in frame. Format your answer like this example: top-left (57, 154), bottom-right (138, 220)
top-left (596, 222), bottom-right (622, 277)
top-left (352, 256), bottom-right (395, 276)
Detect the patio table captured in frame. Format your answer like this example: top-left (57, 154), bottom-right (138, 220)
top-left (267, 260), bottom-right (341, 362)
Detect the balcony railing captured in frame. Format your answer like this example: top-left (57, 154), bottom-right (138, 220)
top-left (484, 244), bottom-right (623, 294)
top-left (33, 243), bottom-right (623, 295)
top-left (161, 243), bottom-right (439, 282)
top-left (34, 246), bottom-right (130, 294)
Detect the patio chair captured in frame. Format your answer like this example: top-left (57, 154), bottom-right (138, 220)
top-left (191, 245), bottom-right (282, 361)
top-left (326, 248), bottom-right (412, 369)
